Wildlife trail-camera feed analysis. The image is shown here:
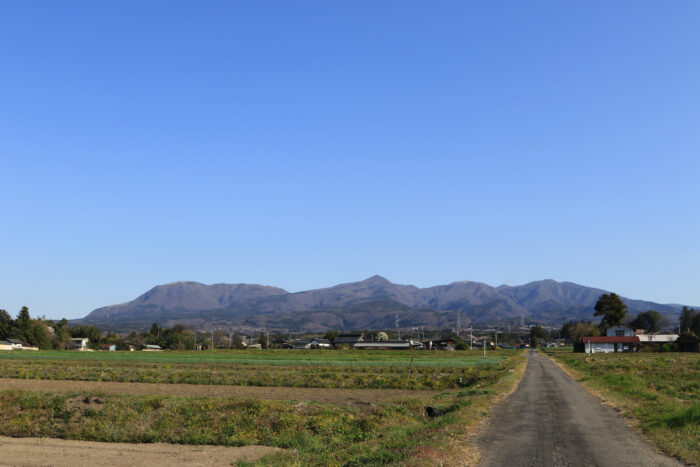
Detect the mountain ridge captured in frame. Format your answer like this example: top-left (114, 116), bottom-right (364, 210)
top-left (79, 276), bottom-right (691, 332)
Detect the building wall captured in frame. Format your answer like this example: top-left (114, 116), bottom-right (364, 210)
top-left (606, 327), bottom-right (634, 337)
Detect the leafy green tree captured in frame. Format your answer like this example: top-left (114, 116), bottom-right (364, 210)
top-left (324, 330), bottom-right (339, 341)
top-left (529, 326), bottom-right (546, 348)
top-left (26, 323), bottom-right (52, 349)
top-left (594, 293), bottom-right (628, 330)
top-left (630, 310), bottom-right (666, 342)
top-left (69, 324), bottom-right (103, 348)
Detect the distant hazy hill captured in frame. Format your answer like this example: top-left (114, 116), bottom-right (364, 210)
top-left (79, 276), bottom-right (689, 332)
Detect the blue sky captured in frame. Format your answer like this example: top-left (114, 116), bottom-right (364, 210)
top-left (1, 1), bottom-right (699, 320)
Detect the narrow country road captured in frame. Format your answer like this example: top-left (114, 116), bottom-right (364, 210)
top-left (477, 351), bottom-right (682, 467)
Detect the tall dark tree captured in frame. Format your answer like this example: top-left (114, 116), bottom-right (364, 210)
top-left (679, 307), bottom-right (697, 334)
top-left (0, 309), bottom-right (12, 338)
top-left (16, 306), bottom-right (31, 330)
top-left (594, 293), bottom-right (628, 330)
top-left (693, 314), bottom-right (700, 336)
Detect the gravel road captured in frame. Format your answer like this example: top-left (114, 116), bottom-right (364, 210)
top-left (477, 351), bottom-right (682, 467)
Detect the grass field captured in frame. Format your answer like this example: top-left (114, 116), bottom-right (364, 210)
top-left (0, 350), bottom-right (506, 390)
top-left (547, 351), bottom-right (700, 465)
top-left (0, 349), bottom-right (526, 466)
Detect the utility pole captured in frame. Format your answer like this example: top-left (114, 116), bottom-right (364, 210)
top-left (470, 326), bottom-right (473, 350)
top-left (495, 332), bottom-right (498, 349)
top-left (395, 313), bottom-right (400, 340)
top-left (457, 311), bottom-right (460, 337)
top-left (211, 331), bottom-right (214, 350)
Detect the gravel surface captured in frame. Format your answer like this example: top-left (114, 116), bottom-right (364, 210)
top-left (476, 351), bottom-right (682, 467)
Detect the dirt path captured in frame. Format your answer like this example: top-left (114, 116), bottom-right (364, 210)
top-left (0, 378), bottom-right (441, 405)
top-left (0, 436), bottom-right (279, 466)
top-left (476, 351), bottom-right (681, 467)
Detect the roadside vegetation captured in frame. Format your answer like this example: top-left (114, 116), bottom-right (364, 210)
top-left (547, 352), bottom-right (700, 465)
top-left (0, 351), bottom-right (526, 466)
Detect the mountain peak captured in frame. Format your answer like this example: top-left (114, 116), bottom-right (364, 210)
top-left (362, 274), bottom-right (391, 284)
top-left (80, 277), bottom-right (687, 332)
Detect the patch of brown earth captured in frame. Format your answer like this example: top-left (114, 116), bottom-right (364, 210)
top-left (0, 436), bottom-right (279, 466)
top-left (0, 378), bottom-right (442, 405)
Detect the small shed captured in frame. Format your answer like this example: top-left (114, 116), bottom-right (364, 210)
top-left (70, 337), bottom-right (89, 351)
top-left (7, 338), bottom-right (24, 349)
top-left (333, 333), bottom-right (365, 349)
top-left (606, 326), bottom-right (634, 337)
top-left (354, 340), bottom-right (412, 350)
top-left (584, 336), bottom-right (639, 354)
top-left (423, 339), bottom-right (456, 351)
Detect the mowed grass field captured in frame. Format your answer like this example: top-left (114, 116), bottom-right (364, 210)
top-left (0, 349), bottom-right (504, 390)
top-left (0, 349), bottom-right (525, 465)
top-left (548, 351), bottom-right (700, 465)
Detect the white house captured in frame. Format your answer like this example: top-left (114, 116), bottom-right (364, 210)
top-left (0, 340), bottom-right (13, 351)
top-left (584, 335), bottom-right (639, 354)
top-left (635, 333), bottom-right (679, 344)
top-left (606, 326), bottom-right (635, 337)
top-left (292, 338), bottom-right (331, 349)
top-left (7, 338), bottom-right (25, 349)
top-left (70, 337), bottom-right (89, 351)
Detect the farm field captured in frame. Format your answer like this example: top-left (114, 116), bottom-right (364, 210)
top-left (0, 378), bottom-right (443, 405)
top-left (0, 349), bottom-right (503, 366)
top-left (547, 351), bottom-right (700, 465)
top-left (0, 349), bottom-right (525, 466)
top-left (0, 349), bottom-right (504, 390)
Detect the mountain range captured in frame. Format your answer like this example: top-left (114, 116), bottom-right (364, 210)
top-left (78, 276), bottom-right (689, 333)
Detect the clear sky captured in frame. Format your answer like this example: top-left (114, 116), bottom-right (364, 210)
top-left (1, 1), bottom-right (699, 320)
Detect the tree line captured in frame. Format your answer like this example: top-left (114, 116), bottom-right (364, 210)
top-left (0, 306), bottom-right (102, 350)
top-left (559, 293), bottom-right (700, 346)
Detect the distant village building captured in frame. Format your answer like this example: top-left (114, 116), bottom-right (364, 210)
top-left (634, 331), bottom-right (679, 344)
top-left (423, 339), bottom-right (456, 351)
top-left (606, 326), bottom-right (634, 337)
top-left (293, 338), bottom-right (332, 349)
top-left (354, 339), bottom-right (422, 350)
top-left (6, 338), bottom-right (24, 350)
top-left (332, 333), bottom-right (365, 349)
top-left (143, 344), bottom-right (163, 351)
top-left (584, 336), bottom-right (639, 353)
top-left (70, 338), bottom-right (90, 351)
top-left (271, 338), bottom-right (293, 349)
top-left (0, 340), bottom-right (13, 351)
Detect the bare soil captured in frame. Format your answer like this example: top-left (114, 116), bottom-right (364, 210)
top-left (0, 378), bottom-right (442, 405)
top-left (0, 436), bottom-right (279, 466)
